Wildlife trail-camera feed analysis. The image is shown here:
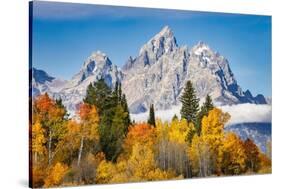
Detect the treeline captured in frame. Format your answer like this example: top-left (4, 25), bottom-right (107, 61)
top-left (30, 80), bottom-right (271, 187)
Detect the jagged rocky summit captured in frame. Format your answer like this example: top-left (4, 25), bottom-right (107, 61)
top-left (32, 26), bottom-right (267, 114)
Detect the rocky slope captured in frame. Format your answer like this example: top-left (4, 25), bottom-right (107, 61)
top-left (31, 26), bottom-right (267, 115)
top-left (122, 26), bottom-right (266, 113)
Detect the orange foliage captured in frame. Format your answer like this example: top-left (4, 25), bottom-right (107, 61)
top-left (78, 103), bottom-right (92, 121)
top-left (77, 103), bottom-right (99, 123)
top-left (34, 93), bottom-right (54, 114)
top-left (258, 153), bottom-right (272, 173)
top-left (123, 123), bottom-right (156, 154)
top-left (33, 93), bottom-right (66, 122)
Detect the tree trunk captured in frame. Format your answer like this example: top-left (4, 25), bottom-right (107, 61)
top-left (34, 152), bottom-right (38, 165)
top-left (48, 130), bottom-right (52, 165)
top-left (77, 136), bottom-right (84, 167)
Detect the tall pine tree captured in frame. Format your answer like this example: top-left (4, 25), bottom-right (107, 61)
top-left (147, 104), bottom-right (156, 127)
top-left (83, 79), bottom-right (113, 113)
top-left (121, 94), bottom-right (131, 132)
top-left (83, 79), bottom-right (131, 161)
top-left (196, 94), bottom-right (214, 135)
top-left (180, 80), bottom-right (199, 124)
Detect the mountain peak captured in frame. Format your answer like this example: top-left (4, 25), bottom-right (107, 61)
top-left (88, 50), bottom-right (108, 62)
top-left (32, 67), bottom-right (55, 84)
top-left (139, 26), bottom-right (178, 62)
top-left (158, 25), bottom-right (173, 38)
top-left (192, 41), bottom-right (213, 56)
top-left (83, 50), bottom-right (112, 69)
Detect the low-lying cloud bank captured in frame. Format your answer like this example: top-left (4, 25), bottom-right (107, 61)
top-left (130, 103), bottom-right (272, 126)
top-left (220, 103), bottom-right (271, 125)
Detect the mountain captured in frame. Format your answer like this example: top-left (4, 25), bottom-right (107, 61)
top-left (31, 67), bottom-right (67, 97)
top-left (31, 26), bottom-right (267, 115)
top-left (122, 26), bottom-right (267, 113)
top-left (56, 51), bottom-right (122, 113)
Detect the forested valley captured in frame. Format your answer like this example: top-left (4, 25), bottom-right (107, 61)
top-left (30, 79), bottom-right (271, 187)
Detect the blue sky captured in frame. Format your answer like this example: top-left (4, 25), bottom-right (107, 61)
top-left (32, 1), bottom-right (272, 97)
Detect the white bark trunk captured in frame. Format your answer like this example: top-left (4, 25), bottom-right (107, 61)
top-left (48, 130), bottom-right (52, 165)
top-left (77, 136), bottom-right (84, 167)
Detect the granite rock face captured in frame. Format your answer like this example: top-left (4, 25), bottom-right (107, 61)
top-left (32, 26), bottom-right (267, 115)
top-left (121, 26), bottom-right (266, 113)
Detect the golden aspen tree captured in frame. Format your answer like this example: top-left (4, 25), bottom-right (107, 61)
top-left (77, 103), bottom-right (99, 167)
top-left (33, 93), bottom-right (66, 165)
top-left (32, 121), bottom-right (46, 164)
top-left (123, 123), bottom-right (156, 157)
top-left (169, 119), bottom-right (195, 144)
top-left (188, 134), bottom-right (210, 177)
top-left (44, 162), bottom-right (68, 187)
top-left (201, 108), bottom-right (230, 174)
top-left (95, 160), bottom-right (116, 184)
top-left (221, 133), bottom-right (246, 175)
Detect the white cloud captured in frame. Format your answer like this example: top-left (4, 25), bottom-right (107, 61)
top-left (220, 103), bottom-right (272, 125)
top-left (130, 103), bottom-right (272, 126)
top-left (131, 105), bottom-right (181, 123)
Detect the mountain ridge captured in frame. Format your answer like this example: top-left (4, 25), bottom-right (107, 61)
top-left (31, 26), bottom-right (267, 114)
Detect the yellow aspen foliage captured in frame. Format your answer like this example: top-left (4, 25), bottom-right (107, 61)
top-left (32, 121), bottom-right (46, 160)
top-left (32, 166), bottom-right (46, 188)
top-left (155, 119), bottom-right (169, 141)
top-left (169, 119), bottom-right (195, 144)
top-left (44, 162), bottom-right (68, 187)
top-left (123, 123), bottom-right (156, 156)
top-left (201, 108), bottom-right (230, 173)
top-left (78, 103), bottom-right (100, 141)
top-left (146, 168), bottom-right (177, 181)
top-left (109, 160), bottom-right (129, 183)
top-left (221, 133), bottom-right (246, 175)
top-left (188, 134), bottom-right (210, 177)
top-left (201, 108), bottom-right (230, 145)
top-left (127, 143), bottom-right (177, 181)
top-left (63, 121), bottom-right (81, 149)
top-left (96, 142), bottom-right (177, 184)
top-left (127, 143), bottom-right (155, 180)
top-left (95, 160), bottom-right (116, 184)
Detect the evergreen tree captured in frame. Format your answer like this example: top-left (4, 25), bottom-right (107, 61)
top-left (83, 79), bottom-right (113, 114)
top-left (83, 79), bottom-right (132, 161)
top-left (83, 83), bottom-right (95, 105)
top-left (196, 94), bottom-right (214, 135)
top-left (55, 98), bottom-right (69, 119)
top-left (118, 82), bottom-right (122, 102)
top-left (172, 114), bottom-right (179, 121)
top-left (121, 94), bottom-right (131, 131)
top-left (147, 104), bottom-right (156, 127)
top-left (180, 81), bottom-right (199, 124)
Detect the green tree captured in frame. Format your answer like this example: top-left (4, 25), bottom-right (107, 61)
top-left (180, 81), bottom-right (199, 124)
top-left (172, 114), bottom-right (179, 121)
top-left (83, 79), bottom-right (113, 113)
top-left (83, 79), bottom-right (131, 162)
top-left (100, 104), bottom-right (128, 161)
top-left (121, 94), bottom-right (131, 132)
top-left (196, 94), bottom-right (214, 135)
top-left (148, 104), bottom-right (156, 127)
